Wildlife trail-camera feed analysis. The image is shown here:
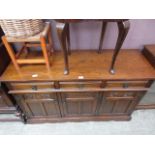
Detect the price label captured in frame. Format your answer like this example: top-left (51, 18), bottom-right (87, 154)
top-left (78, 76), bottom-right (84, 79)
top-left (32, 74), bottom-right (38, 78)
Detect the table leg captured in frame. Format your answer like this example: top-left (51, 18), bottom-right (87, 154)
top-left (56, 22), bottom-right (69, 75)
top-left (98, 22), bottom-right (107, 53)
top-left (110, 20), bottom-right (130, 74)
top-left (66, 23), bottom-right (71, 55)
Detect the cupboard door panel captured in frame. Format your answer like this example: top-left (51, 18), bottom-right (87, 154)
top-left (98, 98), bottom-right (133, 115)
top-left (44, 101), bottom-right (61, 116)
top-left (98, 99), bottom-right (115, 114)
top-left (98, 91), bottom-right (146, 115)
top-left (112, 100), bottom-right (132, 113)
top-left (17, 93), bottom-right (61, 118)
top-left (24, 100), bottom-right (61, 117)
top-left (25, 100), bottom-right (44, 117)
top-left (61, 92), bottom-right (99, 117)
top-left (64, 99), bottom-right (95, 116)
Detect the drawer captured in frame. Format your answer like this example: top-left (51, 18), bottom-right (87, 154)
top-left (104, 91), bottom-right (140, 98)
top-left (9, 82), bottom-right (55, 91)
top-left (105, 80), bottom-right (149, 88)
top-left (59, 81), bottom-right (103, 90)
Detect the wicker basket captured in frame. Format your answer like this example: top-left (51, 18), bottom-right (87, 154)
top-left (0, 19), bottom-right (44, 38)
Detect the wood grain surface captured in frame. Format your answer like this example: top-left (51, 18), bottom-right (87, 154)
top-left (1, 50), bottom-right (155, 82)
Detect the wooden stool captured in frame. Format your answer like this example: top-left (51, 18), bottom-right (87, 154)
top-left (1, 22), bottom-right (53, 72)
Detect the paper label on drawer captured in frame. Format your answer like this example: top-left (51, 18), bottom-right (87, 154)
top-left (32, 74), bottom-right (38, 78)
top-left (78, 76), bottom-right (84, 79)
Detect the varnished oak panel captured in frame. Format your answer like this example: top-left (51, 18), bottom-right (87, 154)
top-left (98, 91), bottom-right (145, 115)
top-left (61, 92), bottom-right (99, 117)
top-left (17, 93), bottom-right (61, 119)
top-left (98, 98), bottom-right (134, 115)
top-left (1, 50), bottom-right (155, 82)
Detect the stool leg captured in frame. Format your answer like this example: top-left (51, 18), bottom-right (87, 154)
top-left (110, 20), bottom-right (130, 74)
top-left (40, 36), bottom-right (50, 71)
top-left (56, 22), bottom-right (69, 75)
top-left (98, 22), bottom-right (107, 53)
top-left (2, 36), bottom-right (20, 72)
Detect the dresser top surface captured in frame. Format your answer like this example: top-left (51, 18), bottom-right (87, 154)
top-left (1, 50), bottom-right (155, 82)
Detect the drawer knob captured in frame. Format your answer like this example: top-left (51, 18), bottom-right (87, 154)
top-left (32, 86), bottom-right (37, 90)
top-left (123, 83), bottom-right (129, 88)
top-left (78, 84), bottom-right (84, 89)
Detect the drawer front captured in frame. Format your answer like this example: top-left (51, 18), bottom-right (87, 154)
top-left (105, 80), bottom-right (149, 88)
top-left (59, 81), bottom-right (103, 90)
top-left (9, 80), bottom-right (150, 93)
top-left (58, 80), bottom-right (150, 92)
top-left (9, 82), bottom-right (55, 91)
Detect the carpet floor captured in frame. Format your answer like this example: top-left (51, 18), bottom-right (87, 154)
top-left (0, 109), bottom-right (155, 135)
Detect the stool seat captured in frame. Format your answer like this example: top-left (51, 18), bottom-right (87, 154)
top-left (6, 22), bottom-right (50, 42)
top-left (2, 22), bottom-right (54, 72)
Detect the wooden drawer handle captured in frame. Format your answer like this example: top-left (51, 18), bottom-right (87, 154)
top-left (123, 83), bottom-right (129, 88)
top-left (31, 86), bottom-right (37, 90)
top-left (78, 84), bottom-right (84, 89)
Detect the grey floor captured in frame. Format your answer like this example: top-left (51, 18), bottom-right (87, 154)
top-left (0, 109), bottom-right (155, 135)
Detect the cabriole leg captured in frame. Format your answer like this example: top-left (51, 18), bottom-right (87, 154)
top-left (110, 20), bottom-right (130, 74)
top-left (56, 22), bottom-right (69, 75)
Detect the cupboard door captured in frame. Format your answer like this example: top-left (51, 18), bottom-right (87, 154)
top-left (98, 98), bottom-right (134, 115)
top-left (61, 92), bottom-right (99, 117)
top-left (18, 93), bottom-right (61, 118)
top-left (98, 91), bottom-right (145, 115)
